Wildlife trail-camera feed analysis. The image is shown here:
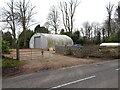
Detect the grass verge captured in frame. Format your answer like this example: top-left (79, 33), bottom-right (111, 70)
top-left (1, 58), bottom-right (25, 78)
top-left (0, 59), bottom-right (24, 68)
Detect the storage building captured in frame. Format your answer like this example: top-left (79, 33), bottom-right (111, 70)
top-left (100, 43), bottom-right (120, 47)
top-left (29, 33), bottom-right (73, 49)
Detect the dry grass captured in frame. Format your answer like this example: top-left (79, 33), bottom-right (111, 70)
top-left (89, 47), bottom-right (119, 59)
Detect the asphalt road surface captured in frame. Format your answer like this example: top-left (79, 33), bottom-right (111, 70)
top-left (2, 60), bottom-right (119, 89)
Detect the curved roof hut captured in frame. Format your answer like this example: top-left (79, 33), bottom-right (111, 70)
top-left (29, 33), bottom-right (73, 49)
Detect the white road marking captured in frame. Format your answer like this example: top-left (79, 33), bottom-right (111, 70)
top-left (116, 68), bottom-right (120, 71)
top-left (49, 75), bottom-right (96, 89)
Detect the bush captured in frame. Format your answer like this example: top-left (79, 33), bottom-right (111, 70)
top-left (105, 33), bottom-right (119, 43)
top-left (1, 40), bottom-right (12, 54)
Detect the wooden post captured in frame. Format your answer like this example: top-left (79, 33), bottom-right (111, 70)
top-left (41, 49), bottom-right (44, 57)
top-left (16, 39), bottom-right (19, 60)
top-left (31, 48), bottom-right (32, 60)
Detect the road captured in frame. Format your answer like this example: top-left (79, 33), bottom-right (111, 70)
top-left (2, 60), bottom-right (119, 89)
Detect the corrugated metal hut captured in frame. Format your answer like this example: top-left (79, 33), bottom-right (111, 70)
top-left (29, 33), bottom-right (73, 49)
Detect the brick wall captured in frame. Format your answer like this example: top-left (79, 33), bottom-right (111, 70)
top-left (55, 45), bottom-right (100, 58)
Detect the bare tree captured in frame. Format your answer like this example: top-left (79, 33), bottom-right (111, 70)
top-left (59, 0), bottom-right (80, 34)
top-left (116, 2), bottom-right (120, 43)
top-left (106, 2), bottom-right (114, 37)
top-left (45, 5), bottom-right (60, 34)
top-left (115, 2), bottom-right (120, 29)
top-left (1, 0), bottom-right (17, 47)
top-left (102, 28), bottom-right (106, 42)
top-left (1, 0), bottom-right (20, 60)
top-left (80, 28), bottom-right (85, 37)
top-left (16, 0), bottom-right (35, 48)
top-left (92, 22), bottom-right (100, 38)
top-left (82, 21), bottom-right (92, 40)
top-left (117, 2), bottom-right (120, 22)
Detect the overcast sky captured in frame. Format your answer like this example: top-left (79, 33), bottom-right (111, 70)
top-left (0, 0), bottom-right (119, 32)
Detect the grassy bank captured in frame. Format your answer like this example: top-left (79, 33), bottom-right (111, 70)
top-left (1, 57), bottom-right (25, 78)
top-left (89, 47), bottom-right (119, 59)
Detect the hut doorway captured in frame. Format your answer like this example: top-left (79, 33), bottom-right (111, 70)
top-left (34, 36), bottom-right (41, 48)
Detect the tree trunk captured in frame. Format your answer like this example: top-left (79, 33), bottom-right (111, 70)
top-left (108, 15), bottom-right (111, 37)
top-left (24, 29), bottom-right (27, 48)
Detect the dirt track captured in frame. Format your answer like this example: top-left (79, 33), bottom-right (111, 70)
top-left (4, 49), bottom-right (113, 74)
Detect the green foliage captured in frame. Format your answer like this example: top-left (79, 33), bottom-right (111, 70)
top-left (60, 29), bottom-right (65, 35)
top-left (105, 32), bottom-right (119, 43)
top-left (71, 31), bottom-right (80, 44)
top-left (0, 59), bottom-right (24, 68)
top-left (2, 31), bottom-right (13, 48)
top-left (60, 29), bottom-right (71, 36)
top-left (1, 40), bottom-right (12, 54)
top-left (75, 38), bottom-right (84, 45)
top-left (18, 30), bottom-right (35, 48)
top-left (94, 31), bottom-right (101, 44)
top-left (97, 31), bottom-right (101, 44)
top-left (34, 24), bottom-right (49, 33)
top-left (60, 30), bottom-right (82, 44)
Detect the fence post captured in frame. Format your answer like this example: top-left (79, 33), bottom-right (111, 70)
top-left (16, 39), bottom-right (20, 60)
top-left (41, 49), bottom-right (44, 57)
top-left (31, 49), bottom-right (32, 60)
